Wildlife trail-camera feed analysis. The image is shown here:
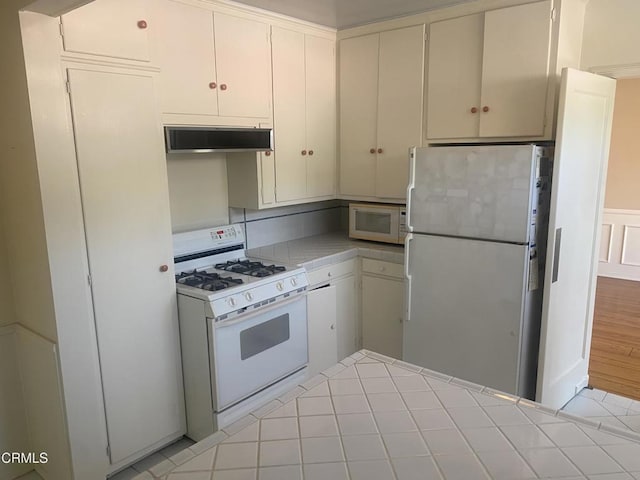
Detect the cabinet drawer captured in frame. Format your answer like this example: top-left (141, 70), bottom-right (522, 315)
top-left (361, 258), bottom-right (403, 279)
top-left (307, 258), bottom-right (357, 286)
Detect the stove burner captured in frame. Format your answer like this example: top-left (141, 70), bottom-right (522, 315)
top-left (175, 270), bottom-right (243, 291)
top-left (215, 260), bottom-right (286, 277)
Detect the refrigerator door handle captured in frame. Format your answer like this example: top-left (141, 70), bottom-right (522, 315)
top-left (552, 227), bottom-right (562, 283)
top-left (406, 148), bottom-right (416, 232)
top-left (404, 232), bottom-right (413, 321)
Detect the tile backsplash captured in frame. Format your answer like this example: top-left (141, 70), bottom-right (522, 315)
top-left (230, 201), bottom-right (346, 249)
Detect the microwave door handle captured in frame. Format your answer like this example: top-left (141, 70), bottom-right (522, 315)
top-left (404, 233), bottom-right (413, 322)
top-left (406, 147), bottom-right (416, 232)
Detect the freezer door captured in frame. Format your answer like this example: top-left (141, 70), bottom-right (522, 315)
top-left (409, 145), bottom-right (538, 243)
top-left (404, 234), bottom-right (530, 395)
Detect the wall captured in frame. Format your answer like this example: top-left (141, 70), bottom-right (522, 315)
top-left (581, 0), bottom-right (640, 73)
top-left (604, 79), bottom-right (640, 211)
top-left (167, 153), bottom-right (229, 232)
top-left (0, 195), bottom-right (15, 328)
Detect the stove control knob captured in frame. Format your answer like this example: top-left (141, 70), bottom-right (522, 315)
top-left (276, 282), bottom-right (284, 291)
top-left (244, 292), bottom-right (253, 301)
top-left (228, 297), bottom-right (236, 307)
top-left (290, 278), bottom-right (297, 286)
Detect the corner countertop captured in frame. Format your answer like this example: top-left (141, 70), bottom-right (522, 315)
top-left (247, 232), bottom-right (404, 271)
top-left (148, 351), bottom-right (640, 480)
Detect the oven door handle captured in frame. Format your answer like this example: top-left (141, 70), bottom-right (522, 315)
top-left (214, 293), bottom-right (306, 329)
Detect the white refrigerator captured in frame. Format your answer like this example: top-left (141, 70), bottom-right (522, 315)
top-left (404, 144), bottom-right (553, 399)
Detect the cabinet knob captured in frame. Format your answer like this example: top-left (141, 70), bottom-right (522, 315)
top-left (159, 264), bottom-right (169, 273)
top-left (377, 148), bottom-right (383, 154)
top-left (264, 151), bottom-right (272, 156)
top-left (308, 150), bottom-right (314, 156)
top-left (482, 106), bottom-right (490, 113)
top-left (369, 148), bottom-right (376, 154)
top-left (470, 107), bottom-right (478, 114)
top-left (330, 324), bottom-right (335, 330)
top-left (137, 20), bottom-right (148, 29)
top-left (220, 84), bottom-right (228, 91)
top-left (301, 150), bottom-right (307, 156)
top-left (209, 82), bottom-right (217, 89)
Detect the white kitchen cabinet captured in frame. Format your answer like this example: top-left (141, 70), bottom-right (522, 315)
top-left (60, 0), bottom-right (151, 62)
top-left (66, 67), bottom-right (184, 465)
top-left (271, 27), bottom-right (336, 203)
top-left (153, 0), bottom-right (271, 121)
top-left (361, 259), bottom-right (404, 360)
top-left (426, 1), bottom-right (553, 140)
top-left (307, 259), bottom-right (359, 365)
top-left (307, 285), bottom-right (338, 377)
top-left (339, 25), bottom-right (424, 200)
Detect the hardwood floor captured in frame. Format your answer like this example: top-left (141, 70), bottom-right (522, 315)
top-left (589, 276), bottom-right (640, 400)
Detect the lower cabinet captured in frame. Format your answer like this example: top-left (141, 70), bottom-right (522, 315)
top-left (361, 259), bottom-right (405, 360)
top-left (307, 285), bottom-right (337, 377)
top-left (306, 259), bottom-right (359, 375)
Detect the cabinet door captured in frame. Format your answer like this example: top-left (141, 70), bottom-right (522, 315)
top-left (153, 0), bottom-right (217, 115)
top-left (376, 25), bottom-right (425, 198)
top-left (480, 1), bottom-right (552, 137)
top-left (61, 0), bottom-right (150, 62)
top-left (307, 286), bottom-right (338, 377)
top-left (362, 275), bottom-right (404, 360)
top-left (306, 35), bottom-right (337, 199)
top-left (67, 69), bottom-right (183, 463)
top-left (214, 13), bottom-right (271, 118)
top-left (272, 27), bottom-right (307, 202)
top-left (426, 15), bottom-right (483, 139)
top-left (333, 275), bottom-right (358, 360)
top-left (339, 34), bottom-right (378, 197)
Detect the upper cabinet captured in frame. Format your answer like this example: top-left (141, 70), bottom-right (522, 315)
top-left (426, 1), bottom-right (553, 140)
top-left (152, 0), bottom-right (272, 122)
top-left (60, 0), bottom-right (151, 62)
top-left (271, 27), bottom-right (336, 203)
top-left (339, 25), bottom-right (425, 200)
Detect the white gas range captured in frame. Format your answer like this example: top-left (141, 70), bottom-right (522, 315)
top-left (173, 224), bottom-right (309, 440)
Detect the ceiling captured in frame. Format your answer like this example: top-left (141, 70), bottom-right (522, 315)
top-left (231, 0), bottom-right (475, 29)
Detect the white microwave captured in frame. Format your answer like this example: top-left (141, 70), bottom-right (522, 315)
top-left (349, 203), bottom-right (407, 244)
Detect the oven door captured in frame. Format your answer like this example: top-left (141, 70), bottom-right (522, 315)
top-left (212, 294), bottom-right (308, 411)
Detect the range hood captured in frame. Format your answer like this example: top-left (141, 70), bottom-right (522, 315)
top-left (164, 126), bottom-right (273, 153)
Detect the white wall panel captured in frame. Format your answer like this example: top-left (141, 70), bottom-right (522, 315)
top-left (598, 209), bottom-right (640, 281)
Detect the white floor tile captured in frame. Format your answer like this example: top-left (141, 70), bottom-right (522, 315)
top-left (211, 468), bottom-right (256, 480)
top-left (355, 363), bottom-right (390, 378)
top-left (562, 446), bottom-right (624, 475)
top-left (173, 448), bottom-right (217, 473)
top-left (433, 453), bottom-right (489, 479)
top-left (374, 410), bottom-right (419, 433)
top-left (347, 459), bottom-right (395, 480)
top-left (447, 407), bottom-right (494, 429)
top-left (604, 393), bottom-right (635, 409)
top-left (342, 434), bottom-right (387, 461)
top-left (225, 422), bottom-right (260, 443)
top-left (518, 448), bottom-right (581, 478)
top-left (299, 415), bottom-right (339, 437)
top-left (580, 426), bottom-right (632, 445)
top-left (401, 391), bottom-right (441, 410)
top-left (367, 392), bottom-right (406, 412)
top-left (391, 456), bottom-right (442, 480)
top-left (603, 443), bottom-right (640, 471)
top-left (381, 431), bottom-right (429, 457)
top-left (257, 464), bottom-right (301, 480)
top-left (332, 394), bottom-right (370, 414)
top-left (300, 436), bottom-right (345, 463)
top-left (328, 378), bottom-right (364, 396)
top-left (592, 415), bottom-right (632, 429)
top-left (617, 415), bottom-right (640, 433)
top-left (500, 424), bottom-right (554, 449)
top-left (215, 442), bottom-right (259, 470)
top-left (260, 417), bottom-right (299, 441)
top-left (435, 389), bottom-right (477, 408)
top-left (476, 450), bottom-right (536, 479)
top-left (422, 428), bottom-right (471, 455)
top-left (540, 422), bottom-right (596, 447)
top-left (300, 382), bottom-right (330, 397)
top-left (361, 377), bottom-right (397, 394)
top-left (337, 412), bottom-right (379, 435)
top-left (264, 400), bottom-right (297, 419)
top-left (462, 427), bottom-right (514, 452)
top-left (482, 405), bottom-right (531, 426)
top-left (259, 439), bottom-right (301, 467)
top-left (302, 462), bottom-right (349, 480)
top-left (563, 395), bottom-right (617, 417)
top-left (297, 396), bottom-right (334, 416)
top-left (579, 388), bottom-right (608, 402)
top-left (412, 408), bottom-right (455, 431)
top-left (167, 471), bottom-right (211, 480)
top-left (392, 375), bottom-right (430, 392)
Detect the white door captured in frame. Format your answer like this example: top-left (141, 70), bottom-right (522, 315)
top-left (362, 275), bottom-right (404, 360)
top-left (375, 25), bottom-right (425, 199)
top-left (307, 286), bottom-right (338, 377)
top-left (536, 69), bottom-right (616, 408)
top-left (339, 33), bottom-right (379, 197)
top-left (68, 68), bottom-right (184, 463)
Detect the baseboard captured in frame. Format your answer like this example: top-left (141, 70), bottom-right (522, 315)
top-left (599, 209), bottom-right (640, 282)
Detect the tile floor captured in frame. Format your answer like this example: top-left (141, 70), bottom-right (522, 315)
top-left (15, 380), bottom-right (640, 479)
top-left (562, 387), bottom-right (640, 433)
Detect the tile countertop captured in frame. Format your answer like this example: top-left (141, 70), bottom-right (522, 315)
top-left (141, 351), bottom-right (640, 480)
top-left (247, 232), bottom-right (405, 270)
